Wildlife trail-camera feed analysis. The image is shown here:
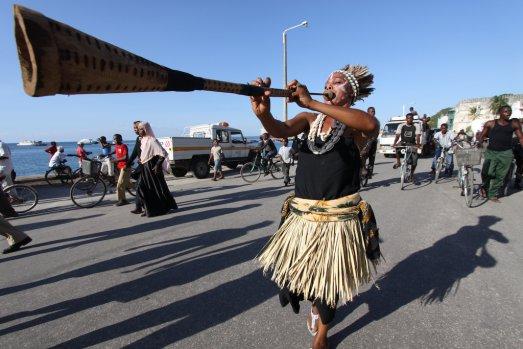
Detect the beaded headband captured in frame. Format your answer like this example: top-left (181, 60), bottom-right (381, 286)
top-left (334, 70), bottom-right (360, 99)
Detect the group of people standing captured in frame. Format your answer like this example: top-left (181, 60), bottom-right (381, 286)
top-left (88, 121), bottom-right (177, 216)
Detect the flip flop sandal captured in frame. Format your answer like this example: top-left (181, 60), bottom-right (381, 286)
top-left (306, 307), bottom-right (319, 336)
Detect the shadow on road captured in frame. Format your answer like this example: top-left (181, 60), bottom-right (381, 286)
top-left (15, 214), bottom-right (105, 232)
top-left (1, 185), bottom-right (289, 264)
top-left (0, 204), bottom-right (259, 265)
top-left (330, 215), bottom-right (508, 348)
top-left (0, 220), bottom-right (273, 297)
top-left (0, 221), bottom-right (276, 348)
top-left (360, 171), bottom-right (434, 192)
top-left (10, 200), bottom-right (115, 220)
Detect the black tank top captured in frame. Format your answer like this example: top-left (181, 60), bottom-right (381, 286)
top-left (488, 120), bottom-right (513, 151)
top-left (295, 134), bottom-right (361, 200)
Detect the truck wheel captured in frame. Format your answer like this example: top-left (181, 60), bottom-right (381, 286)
top-left (226, 162), bottom-right (238, 170)
top-left (173, 168), bottom-right (188, 177)
top-left (192, 158), bottom-right (210, 179)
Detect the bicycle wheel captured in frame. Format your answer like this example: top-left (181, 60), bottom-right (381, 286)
top-left (72, 168), bottom-right (83, 180)
top-left (457, 166), bottom-right (464, 189)
top-left (360, 159), bottom-right (369, 187)
top-left (361, 172), bottom-right (369, 188)
top-left (240, 162), bottom-right (261, 183)
top-left (4, 185), bottom-right (38, 213)
top-left (45, 168), bottom-right (61, 186)
top-left (435, 158), bottom-right (443, 182)
top-left (501, 162), bottom-right (515, 197)
top-left (60, 166), bottom-right (73, 184)
top-left (400, 163), bottom-right (406, 190)
top-left (127, 177), bottom-right (137, 197)
top-left (270, 161), bottom-right (284, 180)
top-left (70, 177), bottom-right (107, 208)
top-left (464, 167), bottom-right (474, 207)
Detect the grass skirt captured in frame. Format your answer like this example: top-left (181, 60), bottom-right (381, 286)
top-left (258, 193), bottom-right (380, 307)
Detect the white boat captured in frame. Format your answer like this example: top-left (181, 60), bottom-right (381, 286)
top-left (78, 138), bottom-right (98, 145)
top-left (17, 140), bottom-right (47, 146)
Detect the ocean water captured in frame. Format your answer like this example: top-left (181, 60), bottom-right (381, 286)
top-left (7, 136), bottom-right (270, 177)
top-left (6, 141), bottom-right (135, 177)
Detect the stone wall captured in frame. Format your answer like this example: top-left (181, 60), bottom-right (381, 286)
top-left (452, 94), bottom-right (523, 133)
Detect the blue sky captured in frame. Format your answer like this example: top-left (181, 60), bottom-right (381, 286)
top-left (1, 0), bottom-right (522, 142)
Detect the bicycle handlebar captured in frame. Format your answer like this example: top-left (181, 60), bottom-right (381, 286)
top-left (393, 145), bottom-right (419, 148)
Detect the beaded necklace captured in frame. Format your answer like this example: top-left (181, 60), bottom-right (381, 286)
top-left (307, 113), bottom-right (346, 155)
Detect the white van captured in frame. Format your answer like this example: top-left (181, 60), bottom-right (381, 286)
top-left (378, 116), bottom-right (422, 157)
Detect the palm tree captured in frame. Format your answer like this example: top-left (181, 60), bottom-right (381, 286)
top-left (468, 105), bottom-right (482, 120)
top-left (489, 95), bottom-right (509, 115)
top-left (469, 106), bottom-right (478, 119)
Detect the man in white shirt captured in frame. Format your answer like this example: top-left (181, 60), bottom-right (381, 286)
top-left (0, 140), bottom-right (14, 189)
top-left (431, 123), bottom-right (455, 177)
top-left (276, 138), bottom-right (294, 186)
top-left (209, 140), bottom-right (224, 181)
top-left (48, 146), bottom-right (66, 168)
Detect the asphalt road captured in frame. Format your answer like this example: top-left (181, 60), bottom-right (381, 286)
top-left (1, 155), bottom-right (521, 348)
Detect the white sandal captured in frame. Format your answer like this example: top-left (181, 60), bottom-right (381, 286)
top-left (306, 307), bottom-right (319, 336)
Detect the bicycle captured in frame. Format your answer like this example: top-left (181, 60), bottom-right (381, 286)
top-left (70, 159), bottom-right (107, 208)
top-left (3, 184), bottom-right (39, 213)
top-left (240, 152), bottom-right (284, 184)
top-left (395, 145), bottom-right (417, 190)
top-left (434, 145), bottom-right (454, 182)
top-left (44, 154), bottom-right (84, 186)
top-left (454, 143), bottom-right (482, 207)
top-left (359, 138), bottom-right (377, 187)
top-left (44, 160), bottom-right (74, 186)
top-left (500, 158), bottom-right (516, 197)
top-left (360, 156), bottom-right (371, 187)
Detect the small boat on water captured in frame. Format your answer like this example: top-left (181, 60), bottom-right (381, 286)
top-left (78, 138), bottom-right (98, 145)
top-left (17, 140), bottom-right (47, 146)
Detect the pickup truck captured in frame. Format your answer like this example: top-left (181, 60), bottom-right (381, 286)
top-left (158, 123), bottom-right (258, 179)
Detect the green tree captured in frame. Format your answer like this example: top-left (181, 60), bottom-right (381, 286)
top-left (489, 95), bottom-right (509, 115)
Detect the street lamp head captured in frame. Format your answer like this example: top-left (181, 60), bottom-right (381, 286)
top-left (301, 21), bottom-right (308, 27)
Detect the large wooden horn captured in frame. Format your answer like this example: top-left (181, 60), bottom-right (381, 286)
top-left (14, 5), bottom-right (333, 100)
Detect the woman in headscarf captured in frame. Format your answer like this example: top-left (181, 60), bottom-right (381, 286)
top-left (135, 122), bottom-right (177, 217)
top-left (251, 65), bottom-right (381, 349)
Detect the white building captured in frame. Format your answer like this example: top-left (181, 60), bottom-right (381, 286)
top-left (452, 94), bottom-right (523, 133)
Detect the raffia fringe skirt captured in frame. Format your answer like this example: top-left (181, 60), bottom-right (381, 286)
top-left (257, 193), bottom-right (380, 308)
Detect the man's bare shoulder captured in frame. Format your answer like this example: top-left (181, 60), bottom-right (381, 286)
top-left (484, 120), bottom-right (495, 128)
top-left (511, 118), bottom-right (522, 128)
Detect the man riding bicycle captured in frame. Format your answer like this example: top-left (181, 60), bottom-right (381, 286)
top-left (259, 132), bottom-right (277, 174)
top-left (392, 113), bottom-right (421, 182)
top-left (431, 123), bottom-right (455, 178)
top-left (48, 146), bottom-right (67, 170)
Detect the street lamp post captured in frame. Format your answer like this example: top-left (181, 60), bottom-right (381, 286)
top-left (283, 21), bottom-right (308, 121)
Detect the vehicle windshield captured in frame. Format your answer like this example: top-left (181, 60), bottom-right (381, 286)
top-left (382, 123), bottom-right (400, 136)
